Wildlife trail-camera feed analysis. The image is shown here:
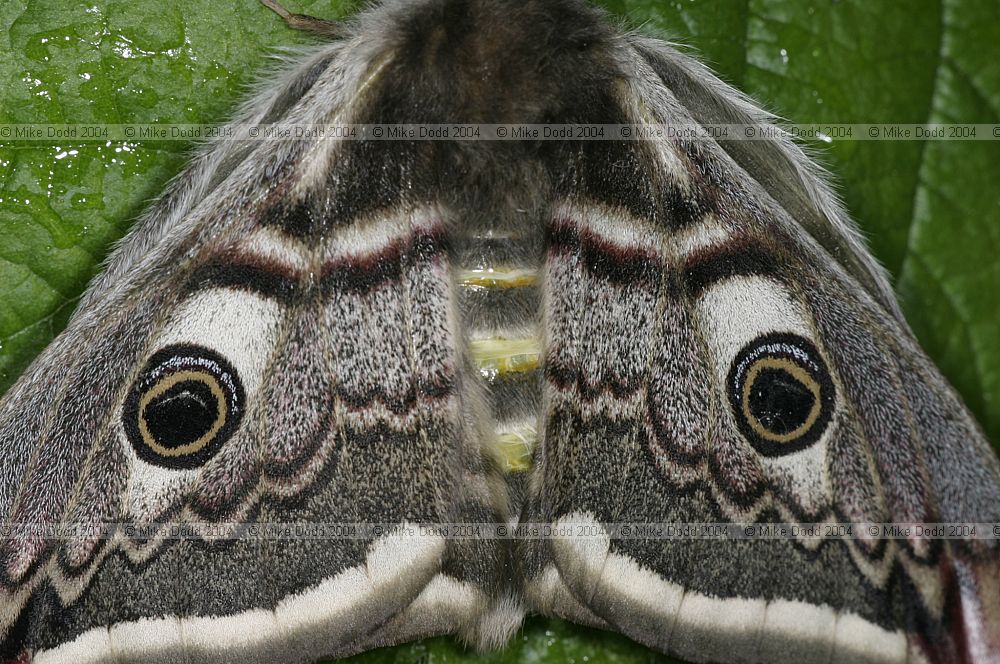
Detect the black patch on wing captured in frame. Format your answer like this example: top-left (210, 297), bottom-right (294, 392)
top-left (188, 261), bottom-right (300, 302)
top-left (260, 198), bottom-right (322, 241)
top-left (683, 239), bottom-right (783, 297)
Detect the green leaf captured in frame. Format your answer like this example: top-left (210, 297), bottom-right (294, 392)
top-left (1, 1), bottom-right (997, 663)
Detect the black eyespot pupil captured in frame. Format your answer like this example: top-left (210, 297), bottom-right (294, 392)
top-left (748, 368), bottom-right (814, 435)
top-left (144, 380), bottom-right (219, 449)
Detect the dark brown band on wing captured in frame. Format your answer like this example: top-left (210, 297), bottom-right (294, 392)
top-left (547, 220), bottom-right (663, 286)
top-left (683, 239), bottom-right (782, 297)
top-left (188, 260), bottom-right (301, 302)
top-left (321, 228), bottom-right (449, 295)
top-left (260, 199), bottom-right (321, 241)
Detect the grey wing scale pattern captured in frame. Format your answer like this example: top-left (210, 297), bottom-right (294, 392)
top-left (522, 22), bottom-right (1000, 664)
top-left (0, 5), bottom-right (513, 660)
top-left (0, 0), bottom-right (998, 663)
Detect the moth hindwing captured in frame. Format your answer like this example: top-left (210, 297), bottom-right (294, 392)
top-left (0, 1), bottom-right (997, 663)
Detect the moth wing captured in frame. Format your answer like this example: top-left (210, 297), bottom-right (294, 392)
top-left (0, 14), bottom-right (510, 663)
top-left (521, 33), bottom-right (1000, 664)
top-left (628, 36), bottom-right (904, 323)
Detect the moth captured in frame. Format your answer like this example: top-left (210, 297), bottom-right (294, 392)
top-left (1, 0), bottom-right (998, 662)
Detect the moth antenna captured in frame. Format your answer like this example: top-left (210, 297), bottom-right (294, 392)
top-left (260, 0), bottom-right (345, 38)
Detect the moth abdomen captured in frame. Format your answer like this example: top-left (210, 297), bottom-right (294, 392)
top-left (458, 234), bottom-right (544, 474)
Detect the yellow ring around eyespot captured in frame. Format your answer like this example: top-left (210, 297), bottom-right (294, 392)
top-left (137, 370), bottom-right (227, 457)
top-left (741, 357), bottom-right (822, 444)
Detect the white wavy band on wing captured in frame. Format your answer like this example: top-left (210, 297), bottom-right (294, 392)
top-left (33, 528), bottom-right (453, 664)
top-left (536, 512), bottom-right (906, 664)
